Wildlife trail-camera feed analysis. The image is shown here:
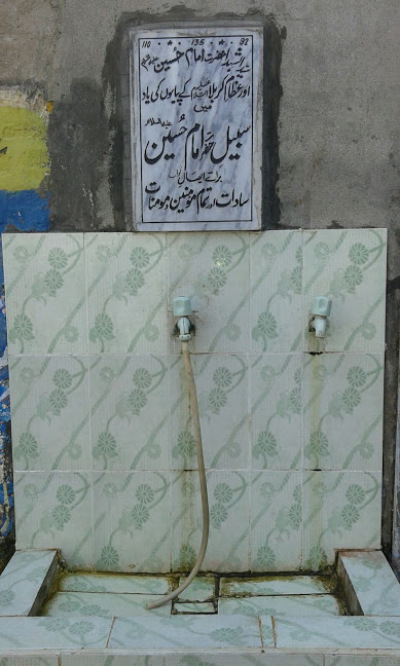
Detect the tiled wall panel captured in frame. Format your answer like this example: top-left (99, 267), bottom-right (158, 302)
top-left (3, 229), bottom-right (387, 572)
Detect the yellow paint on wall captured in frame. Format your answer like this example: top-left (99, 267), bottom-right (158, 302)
top-left (0, 107), bottom-right (49, 191)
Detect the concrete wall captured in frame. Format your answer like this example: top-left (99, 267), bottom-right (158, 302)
top-left (1, 0), bottom-right (400, 564)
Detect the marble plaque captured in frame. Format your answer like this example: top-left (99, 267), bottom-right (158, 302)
top-left (129, 25), bottom-right (263, 231)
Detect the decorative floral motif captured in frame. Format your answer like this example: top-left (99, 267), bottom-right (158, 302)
top-left (19, 432), bottom-right (39, 458)
top-left (90, 313), bottom-right (114, 341)
top-left (305, 430), bottom-right (329, 459)
top-left (214, 483), bottom-right (233, 504)
top-left (341, 503), bottom-right (360, 528)
top-left (208, 387), bottom-right (227, 414)
top-left (175, 430), bottom-right (195, 458)
top-left (130, 246), bottom-right (150, 269)
top-left (256, 545), bottom-right (276, 568)
top-left (49, 388), bottom-right (68, 413)
top-left (133, 367), bottom-right (152, 389)
top-left (100, 366), bottom-right (115, 382)
top-left (128, 388), bottom-right (147, 414)
top-left (178, 544), bottom-right (196, 568)
top-left (349, 242), bottom-right (369, 265)
top-left (0, 589), bottom-right (15, 605)
top-left (52, 504), bottom-right (71, 529)
top-left (131, 503), bottom-right (150, 528)
top-left (379, 620), bottom-right (400, 637)
top-left (53, 368), bottom-right (72, 390)
top-left (255, 311), bottom-right (278, 339)
top-left (342, 386), bottom-right (361, 413)
top-left (210, 502), bottom-right (228, 528)
top-left (213, 366), bottom-right (232, 388)
top-left (347, 366), bottom-right (367, 387)
top-left (135, 484), bottom-right (154, 504)
top-left (94, 431), bottom-right (118, 459)
top-left (305, 546), bottom-right (328, 570)
top-left (99, 545), bottom-right (119, 569)
top-left (253, 431), bottom-right (278, 458)
top-left (345, 484), bottom-right (366, 505)
top-left (126, 268), bottom-right (145, 295)
top-left (44, 269), bottom-right (63, 296)
top-left (350, 617), bottom-right (377, 631)
top-left (344, 264), bottom-right (363, 292)
top-left (314, 242), bottom-right (330, 263)
top-left (212, 245), bottom-right (232, 267)
top-left (207, 266), bottom-right (227, 292)
top-left (12, 313), bottom-right (34, 341)
top-left (56, 485), bottom-right (75, 505)
top-left (48, 247), bottom-right (68, 270)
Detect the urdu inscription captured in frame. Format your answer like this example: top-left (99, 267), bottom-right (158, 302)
top-left (129, 26), bottom-right (263, 230)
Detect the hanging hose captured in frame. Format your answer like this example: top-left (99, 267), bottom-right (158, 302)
top-left (146, 340), bottom-right (209, 609)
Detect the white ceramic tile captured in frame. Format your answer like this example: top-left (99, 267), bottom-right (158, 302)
top-left (302, 353), bottom-right (384, 471)
top-left (14, 471), bottom-right (94, 568)
top-left (93, 471), bottom-right (171, 573)
top-left (251, 353), bottom-right (302, 470)
top-left (302, 472), bottom-right (382, 569)
top-left (170, 354), bottom-right (250, 470)
top-left (9, 355), bottom-right (91, 472)
top-left (219, 594), bottom-right (340, 616)
top-left (60, 572), bottom-right (171, 594)
top-left (250, 230), bottom-right (303, 353)
top-left (274, 615), bottom-right (400, 649)
top-left (0, 616), bottom-right (111, 649)
top-left (0, 658), bottom-right (59, 666)
top-left (220, 575), bottom-right (332, 596)
top-left (64, 655), bottom-right (321, 666)
top-left (339, 550), bottom-right (400, 615)
top-left (176, 574), bottom-right (215, 601)
top-left (0, 549), bottom-right (57, 616)
top-left (3, 233), bottom-right (87, 355)
top-left (90, 355), bottom-right (171, 471)
top-left (108, 614), bottom-right (265, 649)
top-left (174, 602), bottom-right (215, 613)
top-left (250, 472), bottom-right (302, 571)
top-left (303, 229), bottom-right (387, 352)
top-left (325, 657), bottom-right (400, 666)
top-left (171, 471), bottom-right (250, 573)
top-left (168, 232), bottom-right (250, 353)
top-left (85, 232), bottom-right (169, 354)
top-left (44, 591), bottom-right (171, 616)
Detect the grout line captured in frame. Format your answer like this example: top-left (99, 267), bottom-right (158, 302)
top-left (105, 615), bottom-right (116, 648)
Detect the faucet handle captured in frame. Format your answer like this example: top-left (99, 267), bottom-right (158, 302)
top-left (311, 296), bottom-right (332, 318)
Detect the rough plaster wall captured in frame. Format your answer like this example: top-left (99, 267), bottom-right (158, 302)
top-left (1, 0), bottom-right (400, 560)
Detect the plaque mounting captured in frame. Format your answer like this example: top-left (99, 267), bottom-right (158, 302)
top-left (129, 25), bottom-right (263, 231)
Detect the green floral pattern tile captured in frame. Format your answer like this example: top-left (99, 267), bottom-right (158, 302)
top-left (251, 230), bottom-right (303, 353)
top-left (0, 550), bottom-right (57, 616)
top-left (219, 594), bottom-right (340, 616)
top-left (10, 356), bottom-right (90, 472)
top-left (302, 472), bottom-right (381, 568)
top-left (303, 353), bottom-right (384, 470)
top-left (274, 615), bottom-right (400, 649)
top-left (90, 355), bottom-right (171, 471)
top-left (0, 616), bottom-right (110, 649)
top-left (59, 572), bottom-right (171, 594)
top-left (339, 550), bottom-right (400, 615)
top-left (250, 472), bottom-right (303, 571)
top-left (93, 471), bottom-right (171, 572)
top-left (172, 471), bottom-right (250, 573)
top-left (108, 614), bottom-right (265, 649)
top-left (171, 354), bottom-right (250, 470)
top-left (86, 233), bottom-right (169, 354)
top-left (168, 232), bottom-right (250, 354)
top-left (303, 229), bottom-right (387, 352)
top-left (3, 233), bottom-right (87, 355)
top-left (14, 472), bottom-right (94, 568)
top-left (251, 353), bottom-right (302, 470)
top-left (44, 590), bottom-right (171, 616)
